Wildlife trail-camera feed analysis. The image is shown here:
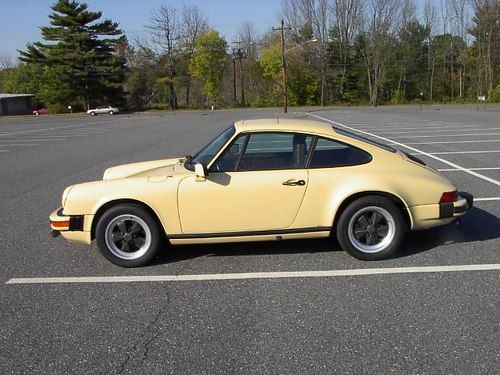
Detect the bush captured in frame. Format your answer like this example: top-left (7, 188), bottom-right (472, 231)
top-left (490, 84), bottom-right (500, 103)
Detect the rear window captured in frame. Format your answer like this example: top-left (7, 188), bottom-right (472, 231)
top-left (333, 127), bottom-right (397, 153)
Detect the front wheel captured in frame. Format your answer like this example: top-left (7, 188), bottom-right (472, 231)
top-left (95, 204), bottom-right (162, 267)
top-left (336, 196), bottom-right (405, 260)
top-left (89, 111), bottom-right (96, 116)
top-left (109, 110), bottom-right (114, 115)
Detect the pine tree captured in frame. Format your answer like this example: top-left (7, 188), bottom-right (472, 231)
top-left (19, 0), bottom-right (127, 111)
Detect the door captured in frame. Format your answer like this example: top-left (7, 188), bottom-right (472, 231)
top-left (177, 132), bottom-right (312, 234)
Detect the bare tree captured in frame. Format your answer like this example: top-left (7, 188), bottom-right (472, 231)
top-left (361, 0), bottom-right (403, 106)
top-left (439, 0), bottom-right (452, 34)
top-left (235, 21), bottom-right (261, 103)
top-left (331, 0), bottom-right (363, 100)
top-left (181, 5), bottom-right (208, 106)
top-left (310, 0), bottom-right (329, 105)
top-left (144, 5), bottom-right (181, 109)
top-left (281, 0), bottom-right (330, 104)
top-left (0, 51), bottom-right (13, 69)
top-left (281, 0), bottom-right (313, 35)
top-left (423, 0), bottom-right (438, 101)
top-left (396, 0), bottom-right (418, 101)
top-left (449, 0), bottom-right (471, 97)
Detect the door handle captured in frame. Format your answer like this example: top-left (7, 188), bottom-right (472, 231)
top-left (282, 179), bottom-right (306, 186)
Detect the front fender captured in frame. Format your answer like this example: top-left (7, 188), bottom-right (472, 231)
top-left (62, 177), bottom-right (181, 234)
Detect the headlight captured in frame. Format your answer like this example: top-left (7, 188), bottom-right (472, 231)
top-left (62, 186), bottom-right (73, 207)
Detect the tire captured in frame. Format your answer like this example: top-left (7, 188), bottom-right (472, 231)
top-left (95, 203), bottom-right (162, 267)
top-left (90, 111), bottom-right (96, 116)
top-left (109, 110), bottom-right (114, 115)
top-left (336, 196), bottom-right (405, 260)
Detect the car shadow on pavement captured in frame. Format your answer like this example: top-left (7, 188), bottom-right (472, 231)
top-left (396, 206), bottom-right (500, 258)
top-left (152, 206), bottom-right (499, 266)
top-left (153, 238), bottom-right (335, 266)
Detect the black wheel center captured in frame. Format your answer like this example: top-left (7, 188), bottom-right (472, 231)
top-left (123, 233), bottom-right (133, 242)
top-left (367, 225), bottom-right (376, 234)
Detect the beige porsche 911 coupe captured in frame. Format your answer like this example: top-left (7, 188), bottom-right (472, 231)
top-left (50, 118), bottom-right (473, 267)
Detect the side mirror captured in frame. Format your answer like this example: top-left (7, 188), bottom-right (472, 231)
top-left (194, 163), bottom-right (207, 182)
top-left (229, 143), bottom-right (240, 155)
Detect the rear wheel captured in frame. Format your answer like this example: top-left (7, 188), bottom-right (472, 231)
top-left (109, 110), bottom-right (114, 115)
top-left (89, 111), bottom-right (96, 116)
top-left (336, 196), bottom-right (404, 260)
top-left (95, 204), bottom-right (162, 267)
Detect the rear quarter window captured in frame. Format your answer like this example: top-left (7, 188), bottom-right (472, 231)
top-left (310, 137), bottom-right (372, 168)
top-left (334, 127), bottom-right (397, 153)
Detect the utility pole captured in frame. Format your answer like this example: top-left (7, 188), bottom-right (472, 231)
top-left (273, 20), bottom-right (291, 113)
top-left (232, 58), bottom-right (237, 102)
top-left (232, 40), bottom-right (247, 106)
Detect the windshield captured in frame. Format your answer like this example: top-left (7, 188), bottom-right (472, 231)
top-left (186, 125), bottom-right (236, 169)
top-left (333, 127), bottom-right (397, 153)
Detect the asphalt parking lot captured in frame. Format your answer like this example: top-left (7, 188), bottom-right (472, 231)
top-left (0, 106), bottom-right (498, 374)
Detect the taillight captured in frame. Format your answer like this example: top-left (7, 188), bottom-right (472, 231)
top-left (440, 190), bottom-right (458, 203)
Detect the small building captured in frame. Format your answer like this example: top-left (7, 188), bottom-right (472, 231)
top-left (0, 94), bottom-right (34, 116)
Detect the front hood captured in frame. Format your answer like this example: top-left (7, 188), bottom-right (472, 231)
top-left (103, 158), bottom-right (184, 180)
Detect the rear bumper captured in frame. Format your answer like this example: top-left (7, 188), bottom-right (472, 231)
top-left (439, 192), bottom-right (473, 219)
top-left (409, 192), bottom-right (473, 230)
top-left (49, 207), bottom-right (92, 244)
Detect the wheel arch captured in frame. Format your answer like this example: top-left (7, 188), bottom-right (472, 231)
top-left (90, 198), bottom-right (167, 240)
top-left (331, 191), bottom-right (413, 232)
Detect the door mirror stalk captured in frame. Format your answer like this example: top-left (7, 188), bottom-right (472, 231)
top-left (194, 163), bottom-right (207, 182)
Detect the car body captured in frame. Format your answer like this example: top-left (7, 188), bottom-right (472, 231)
top-left (50, 118), bottom-right (473, 267)
top-left (33, 108), bottom-right (48, 115)
top-left (87, 106), bottom-right (118, 115)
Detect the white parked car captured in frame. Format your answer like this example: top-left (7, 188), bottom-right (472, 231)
top-left (87, 106), bottom-right (118, 115)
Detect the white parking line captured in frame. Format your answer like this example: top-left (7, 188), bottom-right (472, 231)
top-left (412, 150), bottom-right (500, 155)
top-left (475, 197), bottom-right (500, 202)
top-left (5, 264), bottom-right (500, 285)
top-left (4, 144), bottom-right (40, 147)
top-left (0, 138), bottom-right (67, 142)
top-left (357, 125), bottom-right (488, 131)
top-left (438, 167), bottom-right (500, 171)
top-left (390, 139), bottom-right (500, 145)
top-left (392, 133), bottom-right (500, 139)
top-left (0, 121), bottom-right (110, 137)
top-left (307, 113), bottom-right (500, 187)
top-left (0, 150), bottom-right (10, 152)
top-left (386, 128), bottom-right (500, 134)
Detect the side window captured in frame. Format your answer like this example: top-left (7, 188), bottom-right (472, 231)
top-left (310, 137), bottom-right (371, 168)
top-left (210, 134), bottom-right (247, 172)
top-left (238, 133), bottom-right (312, 171)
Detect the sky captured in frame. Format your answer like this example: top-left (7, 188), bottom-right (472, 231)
top-left (0, 0), bottom-right (281, 61)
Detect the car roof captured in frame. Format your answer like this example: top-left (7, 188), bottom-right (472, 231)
top-left (234, 118), bottom-right (334, 136)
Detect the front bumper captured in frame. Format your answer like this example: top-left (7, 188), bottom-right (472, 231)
top-left (49, 207), bottom-right (92, 244)
top-left (409, 192), bottom-right (473, 230)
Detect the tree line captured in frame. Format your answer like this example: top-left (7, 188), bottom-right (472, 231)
top-left (0, 0), bottom-right (498, 112)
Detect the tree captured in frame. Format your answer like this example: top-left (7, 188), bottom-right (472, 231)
top-left (393, 20), bottom-right (430, 102)
top-left (280, 0), bottom-right (330, 104)
top-left (181, 5), bottom-right (209, 107)
top-left (360, 0), bottom-right (403, 106)
top-left (0, 51), bottom-right (13, 69)
top-left (144, 5), bottom-right (181, 109)
top-left (19, 0), bottom-right (127, 111)
top-left (190, 30), bottom-right (228, 104)
top-left (330, 0), bottom-right (363, 101)
top-left (0, 64), bottom-right (46, 107)
top-left (423, 0), bottom-right (438, 101)
top-left (468, 0), bottom-right (499, 97)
